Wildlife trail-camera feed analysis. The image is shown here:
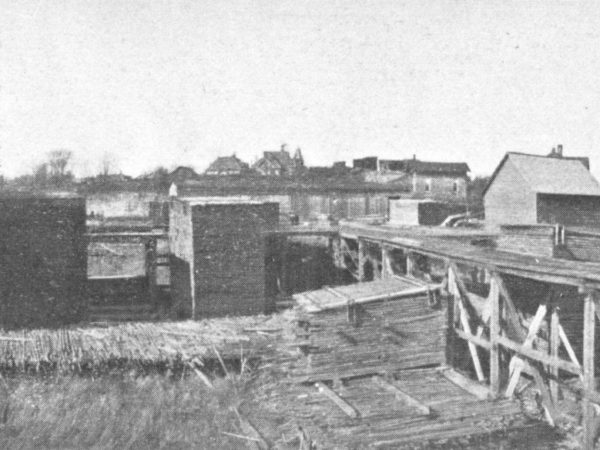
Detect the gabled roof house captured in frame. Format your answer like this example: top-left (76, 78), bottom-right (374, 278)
top-left (483, 146), bottom-right (600, 227)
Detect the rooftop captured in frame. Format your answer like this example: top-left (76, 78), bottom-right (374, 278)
top-left (486, 152), bottom-right (600, 196)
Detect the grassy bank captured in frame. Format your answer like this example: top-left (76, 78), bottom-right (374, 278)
top-left (0, 372), bottom-right (252, 449)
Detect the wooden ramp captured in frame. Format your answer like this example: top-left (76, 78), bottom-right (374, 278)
top-left (243, 366), bottom-right (543, 449)
top-left (285, 278), bottom-right (447, 382)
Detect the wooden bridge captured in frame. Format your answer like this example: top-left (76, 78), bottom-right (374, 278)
top-left (328, 221), bottom-right (600, 449)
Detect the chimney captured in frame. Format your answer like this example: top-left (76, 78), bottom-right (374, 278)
top-left (556, 144), bottom-right (563, 157)
top-left (413, 154), bottom-right (416, 160)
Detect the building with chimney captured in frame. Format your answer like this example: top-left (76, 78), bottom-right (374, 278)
top-left (353, 155), bottom-right (470, 200)
top-left (205, 155), bottom-right (249, 176)
top-left (483, 145), bottom-right (600, 227)
top-left (253, 145), bottom-right (304, 176)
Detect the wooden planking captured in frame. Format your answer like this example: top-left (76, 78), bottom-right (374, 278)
top-left (440, 368), bottom-right (491, 400)
top-left (372, 376), bottom-right (431, 416)
top-left (339, 222), bottom-right (600, 289)
top-left (293, 277), bottom-right (434, 313)
top-left (242, 367), bottom-right (538, 449)
top-left (315, 382), bottom-right (360, 418)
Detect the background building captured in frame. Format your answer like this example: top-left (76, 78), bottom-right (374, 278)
top-left (483, 148), bottom-right (600, 227)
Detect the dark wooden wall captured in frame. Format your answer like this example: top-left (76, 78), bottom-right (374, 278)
top-left (537, 194), bottom-right (600, 228)
top-left (0, 196), bottom-right (87, 329)
top-left (187, 202), bottom-right (279, 318)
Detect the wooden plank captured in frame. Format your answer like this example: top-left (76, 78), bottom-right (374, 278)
top-left (449, 264), bottom-right (485, 382)
top-left (489, 275), bottom-right (500, 397)
top-left (381, 245), bottom-right (392, 280)
top-left (583, 293), bottom-right (596, 450)
top-left (454, 328), bottom-right (491, 350)
top-left (372, 376), bottom-right (431, 416)
top-left (340, 225), bottom-right (600, 289)
top-left (295, 285), bottom-right (433, 313)
top-left (497, 335), bottom-right (582, 375)
top-left (441, 368), bottom-right (490, 400)
top-left (505, 304), bottom-right (547, 397)
top-left (550, 306), bottom-right (560, 402)
top-left (358, 239), bottom-right (366, 282)
top-left (315, 382), bottom-right (360, 419)
top-left (558, 323), bottom-right (583, 381)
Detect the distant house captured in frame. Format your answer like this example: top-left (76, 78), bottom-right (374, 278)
top-left (169, 166), bottom-right (199, 184)
top-left (397, 158), bottom-right (470, 198)
top-left (483, 146), bottom-right (600, 227)
top-left (355, 155), bottom-right (470, 199)
top-left (353, 157), bottom-right (378, 171)
top-left (205, 155), bottom-right (249, 176)
top-left (253, 145), bottom-right (304, 176)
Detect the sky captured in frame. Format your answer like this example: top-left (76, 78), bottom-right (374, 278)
top-left (1, 0), bottom-right (600, 179)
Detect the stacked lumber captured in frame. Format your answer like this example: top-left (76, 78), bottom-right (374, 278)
top-left (564, 228), bottom-right (600, 262)
top-left (0, 195), bottom-right (87, 329)
top-left (0, 314), bottom-right (292, 374)
top-left (497, 225), bottom-right (557, 258)
top-left (243, 367), bottom-right (540, 449)
top-left (286, 279), bottom-right (447, 382)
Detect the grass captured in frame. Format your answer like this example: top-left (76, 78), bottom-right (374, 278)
top-left (0, 371), bottom-right (254, 449)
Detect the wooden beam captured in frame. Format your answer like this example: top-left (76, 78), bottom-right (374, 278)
top-left (381, 245), bottom-right (392, 280)
top-left (358, 239), bottom-right (366, 282)
top-left (406, 251), bottom-right (415, 278)
top-left (519, 359), bottom-right (558, 427)
top-left (498, 335), bottom-right (582, 375)
top-left (505, 304), bottom-right (548, 397)
top-left (454, 328), bottom-right (491, 350)
top-left (441, 368), bottom-right (490, 400)
top-left (315, 382), bottom-right (360, 419)
top-left (583, 292), bottom-right (597, 450)
top-left (372, 376), bottom-right (431, 416)
top-left (449, 264), bottom-right (485, 382)
top-left (489, 275), bottom-right (501, 397)
top-left (550, 306), bottom-right (560, 402)
top-left (558, 323), bottom-right (583, 381)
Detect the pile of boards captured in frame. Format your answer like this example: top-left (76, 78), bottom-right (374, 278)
top-left (285, 278), bottom-right (447, 383)
top-left (0, 315), bottom-right (289, 374)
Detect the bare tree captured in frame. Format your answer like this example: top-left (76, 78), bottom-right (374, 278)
top-left (99, 152), bottom-right (118, 177)
top-left (48, 149), bottom-right (72, 178)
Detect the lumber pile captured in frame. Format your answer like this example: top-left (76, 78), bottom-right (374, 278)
top-left (0, 314), bottom-right (292, 374)
top-left (286, 279), bottom-right (447, 382)
top-left (242, 367), bottom-right (538, 449)
top-left (563, 228), bottom-right (600, 262)
top-left (497, 225), bottom-right (557, 258)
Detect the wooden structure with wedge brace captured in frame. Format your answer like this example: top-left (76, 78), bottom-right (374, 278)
top-left (326, 221), bottom-right (600, 449)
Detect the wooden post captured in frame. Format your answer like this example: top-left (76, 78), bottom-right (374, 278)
top-left (489, 275), bottom-right (500, 397)
top-left (381, 245), bottom-right (391, 280)
top-left (358, 239), bottom-right (366, 282)
top-left (583, 291), bottom-right (596, 450)
top-left (406, 251), bottom-right (414, 278)
top-left (550, 306), bottom-right (560, 402)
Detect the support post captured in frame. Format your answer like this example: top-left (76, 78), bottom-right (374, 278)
top-left (358, 239), bottom-right (366, 282)
top-left (381, 245), bottom-right (391, 280)
top-left (406, 251), bottom-right (415, 278)
top-left (583, 291), bottom-right (596, 450)
top-left (550, 306), bottom-right (560, 402)
top-left (489, 275), bottom-right (501, 397)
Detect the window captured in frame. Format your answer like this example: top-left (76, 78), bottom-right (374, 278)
top-left (453, 180), bottom-right (459, 194)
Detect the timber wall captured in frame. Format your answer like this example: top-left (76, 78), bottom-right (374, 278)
top-left (537, 194), bottom-right (600, 228)
top-left (191, 202), bottom-right (279, 318)
top-left (0, 196), bottom-right (87, 329)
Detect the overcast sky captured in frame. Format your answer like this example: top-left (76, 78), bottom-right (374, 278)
top-left (1, 0), bottom-right (600, 178)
